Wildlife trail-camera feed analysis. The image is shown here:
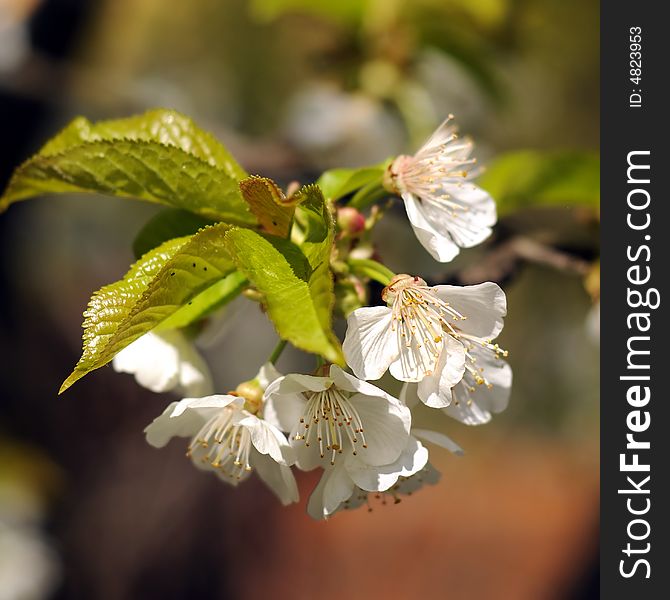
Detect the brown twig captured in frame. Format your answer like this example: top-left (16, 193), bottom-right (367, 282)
top-left (457, 236), bottom-right (591, 285)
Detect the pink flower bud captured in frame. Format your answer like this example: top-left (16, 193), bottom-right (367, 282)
top-left (337, 207), bottom-right (366, 235)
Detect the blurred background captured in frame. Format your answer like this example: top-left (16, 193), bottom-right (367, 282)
top-left (0, 0), bottom-right (599, 598)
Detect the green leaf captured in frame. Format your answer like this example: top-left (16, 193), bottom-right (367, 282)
top-left (156, 270), bottom-right (247, 331)
top-left (292, 184), bottom-right (337, 340)
top-left (239, 176), bottom-right (301, 237)
top-left (250, 0), bottom-right (366, 24)
top-left (2, 139), bottom-right (256, 224)
top-left (317, 164), bottom-right (386, 201)
top-left (60, 223), bottom-right (239, 393)
top-left (133, 209), bottom-right (215, 258)
top-left (2, 109), bottom-right (255, 225)
top-left (59, 236), bottom-right (190, 392)
top-left (40, 108), bottom-right (247, 179)
top-left (479, 151), bottom-right (600, 215)
top-left (224, 192), bottom-right (344, 365)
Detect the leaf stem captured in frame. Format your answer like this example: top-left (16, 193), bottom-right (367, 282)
top-left (269, 339), bottom-right (288, 365)
top-left (347, 182), bottom-right (390, 210)
top-left (348, 258), bottom-right (396, 286)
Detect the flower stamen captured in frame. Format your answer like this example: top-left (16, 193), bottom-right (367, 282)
top-left (295, 387), bottom-right (367, 465)
top-left (452, 341), bottom-right (510, 406)
top-left (187, 408), bottom-right (253, 479)
top-left (384, 275), bottom-right (470, 375)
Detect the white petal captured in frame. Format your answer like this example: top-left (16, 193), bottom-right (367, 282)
top-left (170, 394), bottom-right (241, 417)
top-left (265, 373), bottom-right (332, 395)
top-left (113, 332), bottom-right (180, 393)
top-left (448, 184), bottom-right (497, 228)
top-left (388, 332), bottom-right (442, 383)
top-left (347, 436), bottom-right (429, 492)
top-left (307, 465), bottom-right (355, 519)
top-left (347, 465), bottom-right (397, 493)
top-left (403, 194), bottom-right (460, 262)
top-left (306, 470), bottom-right (329, 520)
top-left (144, 401), bottom-right (198, 448)
top-left (343, 306), bottom-right (398, 380)
top-left (349, 392), bottom-right (411, 466)
top-left (237, 413), bottom-right (295, 465)
top-left (329, 365), bottom-right (398, 402)
top-left (113, 330), bottom-right (214, 396)
top-left (412, 428), bottom-right (464, 455)
top-left (256, 362), bottom-right (282, 390)
top-left (252, 449), bottom-right (299, 506)
top-left (291, 422), bottom-right (323, 472)
top-left (177, 360), bottom-right (214, 397)
top-left (262, 387), bottom-right (306, 434)
top-left (160, 329), bottom-right (214, 396)
top-left (433, 282), bottom-right (507, 339)
top-left (399, 382), bottom-right (421, 408)
top-left (417, 335), bottom-right (466, 408)
top-left (469, 347), bottom-right (513, 412)
top-left (442, 399), bottom-right (492, 425)
top-left (144, 395), bottom-right (242, 448)
top-left (414, 185), bottom-right (495, 249)
top-left (262, 375), bottom-right (327, 440)
top-left (342, 462), bottom-right (442, 512)
top-left (448, 349), bottom-right (512, 425)
top-left (418, 118), bottom-right (459, 153)
top-left (393, 462), bottom-right (442, 495)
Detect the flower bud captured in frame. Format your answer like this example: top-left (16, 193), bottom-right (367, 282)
top-left (235, 379), bottom-right (264, 414)
top-left (337, 207), bottom-right (366, 235)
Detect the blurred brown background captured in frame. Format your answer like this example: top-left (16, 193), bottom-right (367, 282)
top-left (0, 0), bottom-right (599, 598)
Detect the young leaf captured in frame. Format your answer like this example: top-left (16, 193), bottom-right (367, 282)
top-left (479, 150), bottom-right (600, 215)
top-left (239, 176), bottom-right (301, 237)
top-left (224, 227), bottom-right (344, 365)
top-left (1, 139), bottom-right (256, 224)
top-left (59, 235), bottom-right (190, 392)
top-left (317, 164), bottom-right (386, 201)
top-left (292, 184), bottom-right (337, 336)
top-left (155, 271), bottom-right (247, 331)
top-left (60, 223), bottom-right (240, 393)
top-left (40, 108), bottom-right (247, 179)
top-left (133, 209), bottom-right (215, 258)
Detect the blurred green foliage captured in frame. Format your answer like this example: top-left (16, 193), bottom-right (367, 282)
top-left (480, 151), bottom-right (600, 215)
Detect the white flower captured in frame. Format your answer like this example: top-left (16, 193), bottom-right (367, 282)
top-left (144, 363), bottom-right (299, 506)
top-left (383, 115), bottom-right (496, 262)
top-left (343, 274), bottom-right (507, 409)
top-left (304, 394), bottom-right (464, 519)
top-left (449, 342), bottom-right (512, 424)
top-left (113, 329), bottom-right (213, 397)
top-left (339, 463), bottom-right (442, 514)
top-left (305, 436), bottom-right (428, 519)
top-left (265, 365), bottom-right (411, 469)
top-left (264, 365), bottom-right (413, 518)
top-left (402, 340), bottom-right (511, 426)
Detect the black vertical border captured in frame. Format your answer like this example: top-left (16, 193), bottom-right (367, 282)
top-left (601, 2), bottom-right (669, 596)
